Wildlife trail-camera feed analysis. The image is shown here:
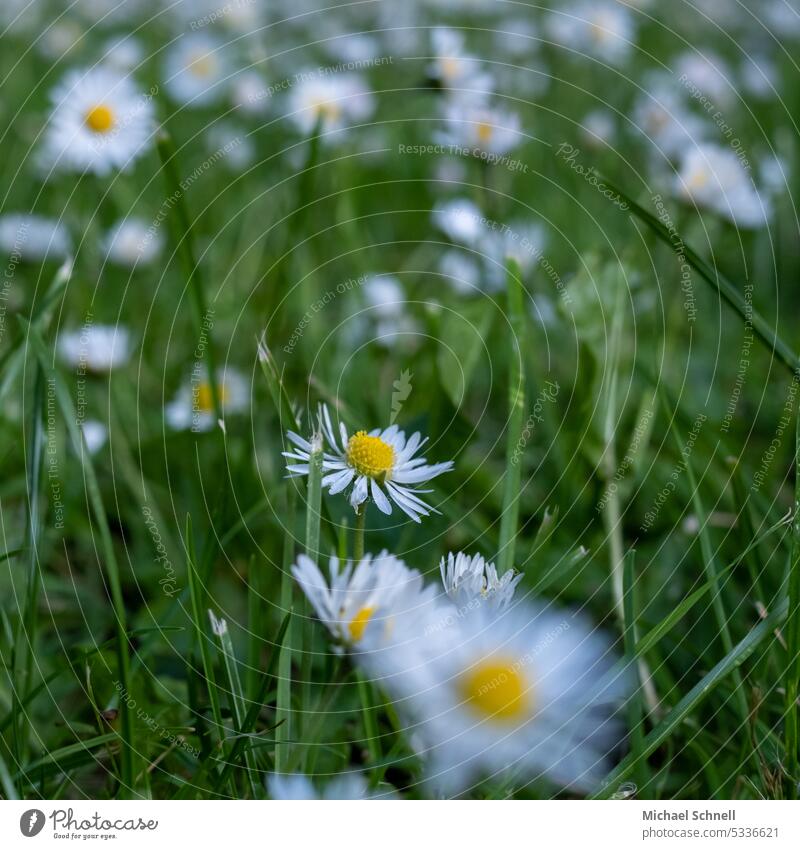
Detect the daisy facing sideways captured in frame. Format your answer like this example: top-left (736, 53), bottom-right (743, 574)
top-left (165, 368), bottom-right (248, 433)
top-left (41, 66), bottom-right (154, 176)
top-left (440, 551), bottom-right (523, 611)
top-left (375, 602), bottom-right (629, 796)
top-left (284, 404), bottom-right (454, 521)
top-left (292, 550), bottom-right (440, 652)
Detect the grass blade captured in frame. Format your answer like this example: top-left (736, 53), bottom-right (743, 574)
top-left (784, 404), bottom-right (800, 797)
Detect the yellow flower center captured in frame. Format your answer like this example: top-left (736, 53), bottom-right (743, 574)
top-left (459, 657), bottom-right (530, 722)
top-left (441, 57), bottom-right (461, 81)
top-left (348, 606), bottom-right (375, 642)
top-left (476, 121), bottom-right (494, 144)
top-left (346, 431), bottom-right (395, 480)
top-left (196, 381), bottom-right (228, 413)
top-left (189, 53), bottom-right (217, 78)
top-left (688, 169), bottom-right (709, 190)
top-left (85, 104), bottom-right (115, 134)
top-left (310, 98), bottom-right (342, 124)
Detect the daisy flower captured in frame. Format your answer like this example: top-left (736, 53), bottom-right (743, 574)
top-left (429, 28), bottom-right (493, 96)
top-left (164, 33), bottom-right (229, 107)
top-left (284, 404), bottom-right (454, 521)
top-left (438, 101), bottom-right (523, 157)
top-left (292, 551), bottom-right (440, 651)
top-left (102, 218), bottom-right (162, 268)
top-left (41, 67), bottom-right (154, 176)
top-left (547, 2), bottom-right (635, 66)
top-left (632, 80), bottom-right (707, 159)
top-left (287, 73), bottom-right (374, 136)
top-left (674, 50), bottom-right (735, 109)
top-left (165, 368), bottom-right (248, 432)
top-left (376, 603), bottom-right (629, 796)
top-left (268, 772), bottom-right (392, 800)
top-left (432, 198), bottom-right (485, 247)
top-left (58, 324), bottom-right (132, 373)
top-left (674, 143), bottom-right (770, 228)
top-left (0, 214), bottom-right (71, 262)
top-left (80, 420), bottom-right (109, 455)
top-left (440, 551), bottom-right (523, 611)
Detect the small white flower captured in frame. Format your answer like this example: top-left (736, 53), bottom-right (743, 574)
top-left (580, 109), bottom-right (616, 148)
top-left (165, 368), bottom-right (248, 432)
top-left (373, 603), bottom-right (629, 796)
top-left (432, 198), bottom-right (485, 246)
top-left (230, 70), bottom-right (270, 115)
top-left (41, 67), bottom-right (154, 177)
top-left (440, 551), bottom-right (523, 610)
top-left (101, 35), bottom-right (145, 73)
top-left (284, 404), bottom-right (454, 522)
top-left (0, 214), bottom-right (71, 262)
top-left (58, 324), bottom-right (132, 372)
top-left (438, 101), bottom-right (522, 157)
top-left (674, 143), bottom-right (770, 228)
top-left (268, 772), bottom-right (390, 800)
top-left (102, 218), bottom-right (162, 267)
top-left (674, 51), bottom-right (735, 108)
top-left (363, 274), bottom-right (405, 319)
top-left (292, 551), bottom-right (439, 650)
top-left (164, 33), bottom-right (229, 107)
top-left (206, 123), bottom-right (254, 170)
top-left (548, 2), bottom-right (635, 65)
top-left (287, 73), bottom-right (374, 136)
top-left (632, 80), bottom-right (707, 158)
top-left (439, 249), bottom-right (482, 295)
top-left (80, 420), bottom-right (109, 455)
top-left (429, 28), bottom-right (493, 96)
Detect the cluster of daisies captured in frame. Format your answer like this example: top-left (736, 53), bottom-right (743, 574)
top-left (280, 404), bottom-right (629, 797)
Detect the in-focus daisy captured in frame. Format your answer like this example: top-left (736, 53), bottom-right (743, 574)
top-left (0, 214), bottom-right (71, 262)
top-left (287, 73), bottom-right (374, 136)
top-left (58, 324), bottom-right (132, 372)
top-left (375, 603), bottom-right (629, 796)
top-left (292, 551), bottom-right (440, 651)
top-left (268, 772), bottom-right (392, 800)
top-left (284, 404), bottom-right (453, 521)
top-left (438, 101), bottom-right (522, 157)
top-left (102, 218), bottom-right (162, 268)
top-left (41, 67), bottom-right (154, 176)
top-left (440, 551), bottom-right (523, 611)
top-left (165, 368), bottom-right (248, 432)
top-left (164, 33), bottom-right (229, 107)
top-left (674, 143), bottom-right (770, 228)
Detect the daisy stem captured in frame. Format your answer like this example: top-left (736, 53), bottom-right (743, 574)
top-left (275, 490), bottom-right (295, 776)
top-left (784, 385), bottom-right (800, 798)
top-left (498, 258), bottom-right (525, 575)
top-left (354, 503), bottom-right (366, 562)
top-left (356, 670), bottom-right (381, 769)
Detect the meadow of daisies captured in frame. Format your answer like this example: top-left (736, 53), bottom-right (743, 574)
top-left (1, 0), bottom-right (799, 803)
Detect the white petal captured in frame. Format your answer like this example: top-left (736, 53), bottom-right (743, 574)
top-left (370, 480), bottom-right (392, 515)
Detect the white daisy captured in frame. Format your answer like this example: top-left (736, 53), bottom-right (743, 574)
top-left (58, 324), bottom-right (132, 373)
top-left (80, 419), bottom-right (109, 455)
top-left (284, 404), bottom-right (453, 521)
top-left (547, 2), bottom-right (635, 65)
top-left (374, 603), bottom-right (629, 796)
top-left (292, 551), bottom-right (440, 651)
top-left (438, 101), bottom-right (522, 157)
top-left (101, 35), bottom-right (145, 73)
top-left (207, 123), bottom-right (254, 170)
top-left (580, 109), bottom-right (616, 149)
top-left (440, 551), bottom-right (523, 611)
top-left (165, 367), bottom-right (248, 432)
top-left (164, 33), bottom-right (229, 107)
top-left (287, 73), bottom-right (374, 136)
top-left (674, 50), bottom-right (735, 108)
top-left (41, 67), bottom-right (154, 176)
top-left (429, 28), bottom-right (493, 96)
top-left (674, 143), bottom-right (770, 228)
top-left (432, 198), bottom-right (485, 247)
top-left (230, 70), bottom-right (270, 115)
top-left (268, 772), bottom-right (390, 800)
top-left (362, 274), bottom-right (405, 320)
top-left (102, 218), bottom-right (162, 268)
top-left (0, 214), bottom-right (71, 262)
top-left (632, 80), bottom-right (707, 159)
top-left (438, 249), bottom-right (482, 295)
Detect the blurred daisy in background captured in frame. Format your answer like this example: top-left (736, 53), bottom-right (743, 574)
top-left (292, 551), bottom-right (440, 651)
top-left (438, 101), bottom-right (523, 158)
top-left (100, 34), bottom-right (145, 73)
top-left (429, 27), bottom-right (493, 96)
top-left (284, 404), bottom-right (454, 521)
top-left (376, 604), bottom-right (629, 796)
top-left (81, 419), bottom-right (109, 455)
top-left (440, 551), bottom-right (522, 610)
top-left (41, 66), bottom-right (154, 176)
top-left (0, 214), bottom-right (71, 262)
top-left (164, 33), bottom-right (229, 107)
top-left (207, 122), bottom-right (255, 170)
top-left (580, 109), bottom-right (617, 149)
top-left (165, 367), bottom-right (248, 432)
top-left (58, 324), bottom-right (132, 372)
top-left (230, 69), bottom-right (270, 115)
top-left (102, 218), bottom-right (162, 268)
top-left (674, 50), bottom-right (735, 109)
top-left (632, 80), bottom-right (707, 159)
top-left (432, 198), bottom-right (485, 247)
top-left (674, 142), bottom-right (770, 228)
top-left (287, 72), bottom-right (374, 136)
top-left (547, 1), bottom-right (636, 65)
top-left (438, 249), bottom-right (483, 295)
top-left (268, 772), bottom-right (392, 799)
